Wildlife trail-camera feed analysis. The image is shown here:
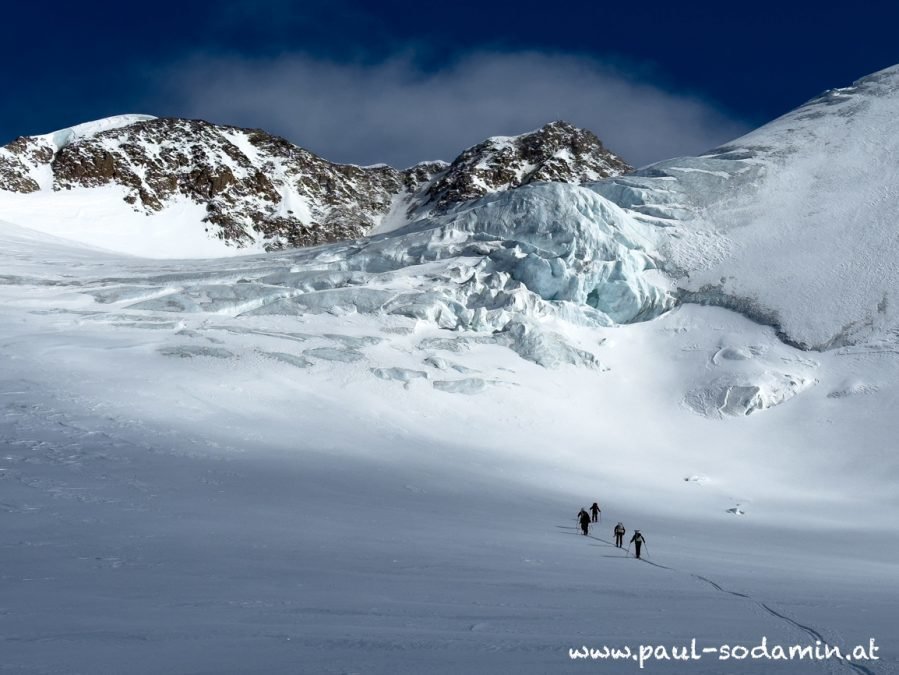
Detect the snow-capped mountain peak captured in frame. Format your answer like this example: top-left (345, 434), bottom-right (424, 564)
top-left (0, 117), bottom-right (631, 256)
top-left (416, 120), bottom-right (631, 216)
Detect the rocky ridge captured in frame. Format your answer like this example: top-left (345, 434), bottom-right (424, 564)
top-left (0, 117), bottom-right (630, 250)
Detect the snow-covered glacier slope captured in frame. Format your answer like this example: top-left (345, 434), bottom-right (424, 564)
top-left (26, 183), bottom-right (668, 370)
top-left (1, 205), bottom-right (898, 674)
top-left (592, 64), bottom-right (899, 350)
top-left (4, 64), bottom-right (899, 674)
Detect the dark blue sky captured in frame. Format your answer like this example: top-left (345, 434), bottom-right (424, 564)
top-left (3, 0), bottom-right (898, 166)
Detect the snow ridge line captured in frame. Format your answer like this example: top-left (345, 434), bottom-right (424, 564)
top-left (569, 525), bottom-right (877, 675)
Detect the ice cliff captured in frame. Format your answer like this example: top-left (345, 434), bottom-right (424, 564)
top-left (116, 182), bottom-right (672, 368)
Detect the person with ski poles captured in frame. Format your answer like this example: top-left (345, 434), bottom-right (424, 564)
top-left (629, 530), bottom-right (646, 558)
top-left (614, 522), bottom-right (626, 548)
top-left (590, 502), bottom-right (601, 523)
top-left (578, 509), bottom-right (591, 536)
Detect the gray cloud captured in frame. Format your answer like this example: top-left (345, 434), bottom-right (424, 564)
top-left (150, 51), bottom-right (752, 169)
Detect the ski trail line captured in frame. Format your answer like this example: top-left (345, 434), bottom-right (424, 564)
top-left (691, 574), bottom-right (750, 599)
top-left (566, 523), bottom-right (879, 675)
top-left (754, 602), bottom-right (876, 675)
top-left (688, 574), bottom-right (875, 675)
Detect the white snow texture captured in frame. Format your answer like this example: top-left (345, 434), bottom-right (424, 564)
top-left (1, 66), bottom-right (899, 674)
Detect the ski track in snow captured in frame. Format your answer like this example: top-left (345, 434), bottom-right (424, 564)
top-left (570, 525), bottom-right (879, 675)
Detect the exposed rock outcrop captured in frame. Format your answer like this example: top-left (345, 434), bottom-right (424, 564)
top-left (0, 116), bottom-right (631, 250)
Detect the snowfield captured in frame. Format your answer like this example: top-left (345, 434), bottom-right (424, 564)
top-left (0, 186), bottom-right (250, 259)
top-left (2, 65), bottom-right (899, 674)
top-left (1, 218), bottom-right (897, 673)
top-left (592, 64), bottom-right (899, 351)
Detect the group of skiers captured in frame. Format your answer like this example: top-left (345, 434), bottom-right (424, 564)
top-left (577, 503), bottom-right (647, 559)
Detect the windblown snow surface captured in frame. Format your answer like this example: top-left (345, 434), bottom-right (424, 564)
top-left (592, 64), bottom-right (899, 351)
top-left (2, 68), bottom-right (899, 675)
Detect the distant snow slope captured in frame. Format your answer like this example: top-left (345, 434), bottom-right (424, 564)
top-left (593, 64), bottom-right (899, 350)
top-left (0, 188), bottom-right (247, 259)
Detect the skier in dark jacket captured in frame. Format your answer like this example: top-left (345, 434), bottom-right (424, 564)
top-left (614, 522), bottom-right (626, 548)
top-left (590, 502), bottom-right (601, 523)
top-left (630, 530), bottom-right (646, 558)
top-left (578, 509), bottom-right (591, 536)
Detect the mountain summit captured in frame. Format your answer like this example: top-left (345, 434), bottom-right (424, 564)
top-left (0, 117), bottom-right (630, 255)
top-left (412, 121), bottom-right (631, 216)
